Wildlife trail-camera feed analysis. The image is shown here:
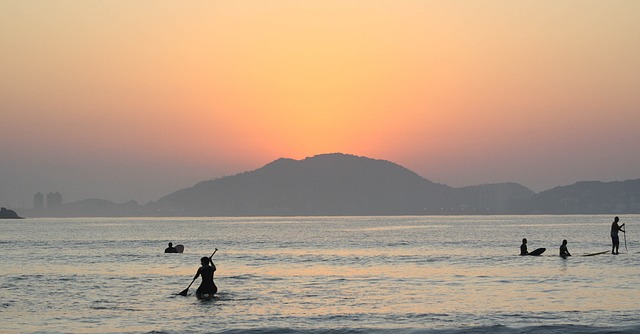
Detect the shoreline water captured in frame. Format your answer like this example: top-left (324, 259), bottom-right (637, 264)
top-left (1, 215), bottom-right (638, 333)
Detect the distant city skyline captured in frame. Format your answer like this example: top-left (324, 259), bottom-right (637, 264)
top-left (2, 1), bottom-right (639, 207)
top-left (32, 191), bottom-right (63, 209)
top-left (15, 154), bottom-right (640, 217)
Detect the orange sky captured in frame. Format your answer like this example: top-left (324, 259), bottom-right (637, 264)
top-left (1, 1), bottom-right (639, 206)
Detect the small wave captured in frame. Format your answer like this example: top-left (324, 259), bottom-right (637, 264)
top-left (8, 274), bottom-right (47, 281)
top-left (228, 274), bottom-right (259, 280)
top-left (90, 300), bottom-right (140, 312)
top-left (143, 324), bottom-right (640, 334)
top-left (156, 325), bottom-right (640, 334)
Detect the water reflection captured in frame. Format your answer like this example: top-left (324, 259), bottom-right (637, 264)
top-left (1, 215), bottom-right (639, 332)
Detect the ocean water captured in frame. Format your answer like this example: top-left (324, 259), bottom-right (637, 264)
top-left (1, 215), bottom-right (639, 334)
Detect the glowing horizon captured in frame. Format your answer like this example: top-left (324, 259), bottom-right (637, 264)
top-left (1, 1), bottom-right (639, 206)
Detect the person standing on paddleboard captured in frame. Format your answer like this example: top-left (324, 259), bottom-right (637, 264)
top-left (611, 216), bottom-right (625, 255)
top-left (193, 256), bottom-right (217, 298)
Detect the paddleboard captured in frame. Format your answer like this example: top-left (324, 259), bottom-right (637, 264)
top-left (175, 244), bottom-right (184, 253)
top-left (196, 293), bottom-right (215, 300)
top-left (527, 248), bottom-right (546, 256)
top-left (582, 251), bottom-right (609, 257)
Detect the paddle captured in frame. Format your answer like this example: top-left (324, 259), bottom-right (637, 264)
top-left (178, 248), bottom-right (218, 296)
top-left (623, 227), bottom-right (628, 253)
top-left (178, 278), bottom-right (197, 297)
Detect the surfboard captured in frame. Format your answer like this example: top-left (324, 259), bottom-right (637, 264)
top-left (582, 251), bottom-right (609, 257)
top-left (175, 244), bottom-right (184, 253)
top-left (528, 248), bottom-right (546, 256)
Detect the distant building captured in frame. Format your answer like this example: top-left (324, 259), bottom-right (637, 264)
top-left (34, 192), bottom-right (44, 209)
top-left (46, 192), bottom-right (63, 208)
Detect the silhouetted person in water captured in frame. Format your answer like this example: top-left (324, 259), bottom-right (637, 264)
top-left (165, 242), bottom-right (177, 253)
top-left (194, 256), bottom-right (217, 298)
top-left (520, 238), bottom-right (528, 255)
top-left (559, 239), bottom-right (571, 258)
top-left (611, 216), bottom-right (625, 255)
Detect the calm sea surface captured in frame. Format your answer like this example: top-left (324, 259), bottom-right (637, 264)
top-left (1, 215), bottom-right (639, 334)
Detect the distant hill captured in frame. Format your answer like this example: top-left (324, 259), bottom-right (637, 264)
top-left (0, 207), bottom-right (23, 219)
top-left (17, 153), bottom-right (640, 217)
top-left (527, 179), bottom-right (640, 214)
top-left (155, 153), bottom-right (455, 215)
top-left (452, 183), bottom-right (536, 214)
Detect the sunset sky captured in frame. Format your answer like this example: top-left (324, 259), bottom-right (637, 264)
top-left (2, 1), bottom-right (639, 207)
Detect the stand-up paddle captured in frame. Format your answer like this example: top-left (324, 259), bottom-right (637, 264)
top-left (178, 248), bottom-right (218, 296)
top-left (178, 278), bottom-right (196, 297)
top-left (624, 229), bottom-right (628, 253)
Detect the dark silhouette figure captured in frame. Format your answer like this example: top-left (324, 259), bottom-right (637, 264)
top-left (0, 207), bottom-right (22, 219)
top-left (520, 238), bottom-right (545, 256)
top-left (164, 242), bottom-right (177, 253)
top-left (559, 239), bottom-right (571, 258)
top-left (611, 216), bottom-right (625, 255)
top-left (520, 238), bottom-right (528, 255)
top-left (193, 256), bottom-right (217, 299)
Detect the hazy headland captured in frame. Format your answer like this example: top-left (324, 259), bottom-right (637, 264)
top-left (12, 153), bottom-right (640, 218)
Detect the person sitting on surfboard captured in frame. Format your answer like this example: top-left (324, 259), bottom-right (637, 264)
top-left (520, 238), bottom-right (529, 255)
top-left (193, 256), bottom-right (217, 298)
top-left (611, 216), bottom-right (625, 255)
top-left (559, 239), bottom-right (571, 258)
top-left (520, 239), bottom-right (545, 256)
top-left (164, 242), bottom-right (177, 253)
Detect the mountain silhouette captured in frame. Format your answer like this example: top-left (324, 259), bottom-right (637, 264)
top-left (156, 153), bottom-right (457, 215)
top-left (16, 153), bottom-right (640, 217)
top-left (527, 179), bottom-right (640, 214)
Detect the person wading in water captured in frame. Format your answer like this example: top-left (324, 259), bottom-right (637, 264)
top-left (520, 238), bottom-right (529, 255)
top-left (164, 242), bottom-right (177, 253)
top-left (559, 239), bottom-right (571, 258)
